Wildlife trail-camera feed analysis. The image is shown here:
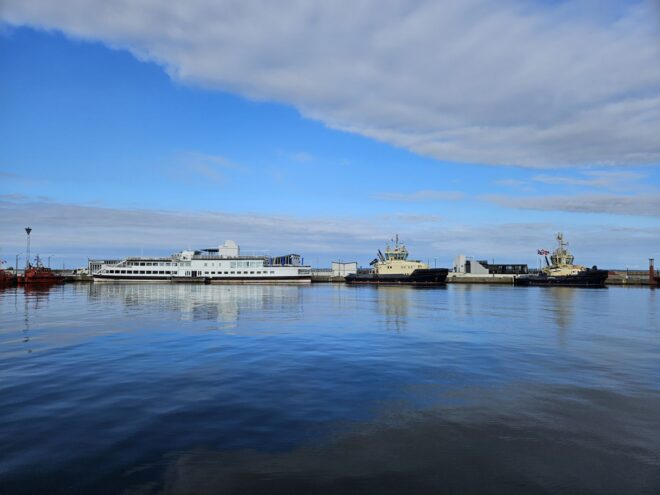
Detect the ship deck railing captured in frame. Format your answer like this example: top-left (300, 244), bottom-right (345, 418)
top-left (191, 254), bottom-right (271, 261)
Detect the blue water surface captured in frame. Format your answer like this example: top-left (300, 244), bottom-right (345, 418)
top-left (1, 283), bottom-right (659, 494)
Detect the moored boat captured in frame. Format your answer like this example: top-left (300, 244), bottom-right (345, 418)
top-left (17, 256), bottom-right (65, 285)
top-left (345, 235), bottom-right (448, 286)
top-left (514, 233), bottom-right (608, 288)
top-left (0, 265), bottom-right (17, 287)
top-left (93, 240), bottom-right (312, 283)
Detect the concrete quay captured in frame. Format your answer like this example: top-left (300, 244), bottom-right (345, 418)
top-left (53, 268), bottom-right (660, 287)
top-left (605, 270), bottom-right (657, 286)
top-left (446, 273), bottom-right (514, 284)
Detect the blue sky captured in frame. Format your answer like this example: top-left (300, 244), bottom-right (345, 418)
top-left (1, 1), bottom-right (659, 268)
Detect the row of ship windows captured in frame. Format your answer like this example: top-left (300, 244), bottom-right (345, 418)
top-left (202, 261), bottom-right (263, 268)
top-left (104, 269), bottom-right (280, 275)
top-left (193, 271), bottom-right (275, 275)
top-left (127, 262), bottom-right (177, 266)
top-left (107, 270), bottom-right (173, 274)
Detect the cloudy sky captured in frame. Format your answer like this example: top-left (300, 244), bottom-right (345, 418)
top-left (1, 0), bottom-right (659, 268)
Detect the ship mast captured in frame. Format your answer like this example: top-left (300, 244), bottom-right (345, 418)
top-left (557, 232), bottom-right (568, 251)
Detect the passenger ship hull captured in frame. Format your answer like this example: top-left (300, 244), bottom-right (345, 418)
top-left (345, 268), bottom-right (448, 286)
top-left (94, 275), bottom-right (312, 285)
top-left (93, 274), bottom-right (173, 283)
top-left (93, 274), bottom-right (311, 283)
top-left (206, 276), bottom-right (310, 284)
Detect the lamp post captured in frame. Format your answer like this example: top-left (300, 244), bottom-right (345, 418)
top-left (25, 227), bottom-right (32, 269)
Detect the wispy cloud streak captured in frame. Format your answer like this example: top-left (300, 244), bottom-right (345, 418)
top-left (484, 193), bottom-right (660, 217)
top-left (531, 171), bottom-right (646, 188)
top-left (373, 190), bottom-right (464, 202)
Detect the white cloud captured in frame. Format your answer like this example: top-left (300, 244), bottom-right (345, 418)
top-left (373, 190), bottom-right (464, 202)
top-left (284, 151), bottom-right (314, 163)
top-left (493, 179), bottom-right (535, 192)
top-left (166, 151), bottom-right (250, 185)
top-left (381, 213), bottom-right (444, 224)
top-left (484, 193), bottom-right (660, 217)
top-left (3, 0), bottom-right (659, 168)
top-left (531, 170), bottom-right (646, 188)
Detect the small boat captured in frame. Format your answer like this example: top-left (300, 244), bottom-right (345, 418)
top-left (0, 266), bottom-right (17, 287)
top-left (514, 233), bottom-right (608, 287)
top-left (345, 235), bottom-right (448, 286)
top-left (17, 256), bottom-right (65, 285)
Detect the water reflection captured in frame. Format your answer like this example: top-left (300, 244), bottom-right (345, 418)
top-left (13, 285), bottom-right (66, 353)
top-left (449, 283), bottom-right (491, 317)
top-left (121, 385), bottom-right (660, 495)
top-left (87, 283), bottom-right (304, 326)
top-left (546, 287), bottom-right (576, 345)
top-left (376, 287), bottom-right (411, 332)
top-left (368, 286), bottom-right (447, 332)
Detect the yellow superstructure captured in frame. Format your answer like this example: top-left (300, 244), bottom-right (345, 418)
top-left (542, 233), bottom-right (586, 277)
top-left (373, 235), bottom-right (428, 275)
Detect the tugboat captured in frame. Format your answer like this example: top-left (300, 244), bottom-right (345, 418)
top-left (17, 255), bottom-right (65, 285)
top-left (345, 235), bottom-right (448, 285)
top-left (514, 233), bottom-right (608, 287)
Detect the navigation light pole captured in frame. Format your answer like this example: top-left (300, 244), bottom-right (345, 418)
top-left (25, 227), bottom-right (32, 269)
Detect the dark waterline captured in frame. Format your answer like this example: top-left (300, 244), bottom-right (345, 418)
top-left (1, 283), bottom-right (659, 494)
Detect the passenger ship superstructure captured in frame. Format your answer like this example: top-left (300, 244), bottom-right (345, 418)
top-left (93, 241), bottom-right (312, 283)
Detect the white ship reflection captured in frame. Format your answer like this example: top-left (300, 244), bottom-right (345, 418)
top-left (87, 283), bottom-right (304, 327)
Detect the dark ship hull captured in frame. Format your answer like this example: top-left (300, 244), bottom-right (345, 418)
top-left (345, 268), bottom-right (448, 286)
top-left (0, 271), bottom-right (17, 287)
top-left (514, 268), bottom-right (608, 288)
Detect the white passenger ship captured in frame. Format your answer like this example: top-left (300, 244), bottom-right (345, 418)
top-left (93, 241), bottom-right (312, 283)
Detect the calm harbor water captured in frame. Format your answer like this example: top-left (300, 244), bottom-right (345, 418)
top-left (1, 283), bottom-right (659, 494)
